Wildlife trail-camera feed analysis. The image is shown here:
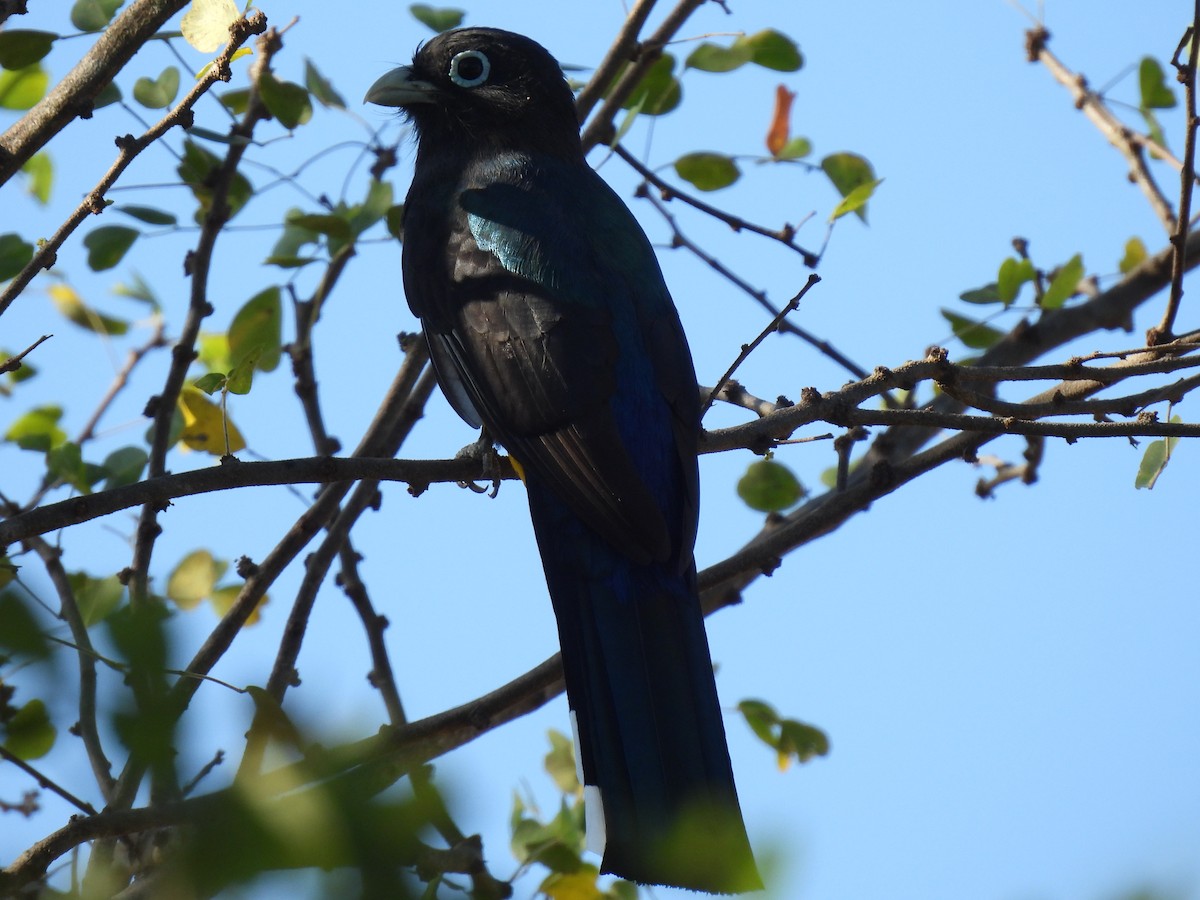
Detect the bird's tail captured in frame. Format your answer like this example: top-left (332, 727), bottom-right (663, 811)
top-left (527, 480), bottom-right (761, 894)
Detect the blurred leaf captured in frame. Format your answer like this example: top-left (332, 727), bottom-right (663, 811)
top-left (101, 445), bottom-right (148, 490)
top-left (737, 458), bottom-right (804, 512)
top-left (959, 282), bottom-right (1002, 305)
top-left (829, 178), bottom-right (881, 222)
top-left (219, 87), bottom-right (250, 115)
top-left (775, 135), bottom-right (811, 160)
top-left (20, 152), bottom-right (53, 205)
top-left (674, 152), bottom-right (740, 191)
top-left (385, 204), bottom-right (405, 239)
top-left (544, 729), bottom-right (580, 794)
top-left (83, 225), bottom-right (139, 272)
top-left (0, 590), bottom-right (48, 658)
top-left (0, 233), bottom-right (34, 281)
top-left (620, 54), bottom-right (680, 116)
top-left (286, 212), bottom-right (350, 240)
top-left (1119, 236), bottom-right (1147, 274)
top-left (0, 31), bottom-right (57, 71)
top-left (0, 63), bottom-right (49, 110)
top-left (48, 441), bottom-right (94, 493)
top-left (133, 66), bottom-right (180, 109)
top-left (180, 0), bottom-right (239, 53)
top-left (540, 867), bottom-right (605, 900)
top-left (228, 286), bottom-right (282, 373)
top-left (409, 4), bottom-right (465, 33)
top-left (210, 584), bottom-right (265, 625)
top-left (738, 699), bottom-right (829, 770)
top-left (113, 273), bottom-right (160, 307)
top-left (197, 332), bottom-right (232, 374)
top-left (3, 699), bottom-right (56, 760)
top-left (1040, 253), bottom-right (1083, 309)
top-left (167, 550), bottom-right (226, 610)
top-left (71, 0), bottom-right (124, 32)
top-left (259, 72), bottom-right (312, 130)
top-left (5, 405), bottom-right (66, 451)
top-left (1138, 57), bottom-right (1176, 110)
top-left (177, 386), bottom-right (246, 454)
top-left (225, 349), bottom-right (258, 394)
top-left (766, 85), bottom-right (795, 157)
top-left (740, 29), bottom-right (804, 71)
top-left (346, 178), bottom-right (394, 238)
top-left (821, 152), bottom-right (877, 222)
top-left (941, 308), bottom-right (1003, 349)
top-left (996, 256), bottom-right (1035, 304)
top-left (49, 282), bottom-right (129, 334)
top-left (177, 139), bottom-right (253, 221)
top-left (69, 572), bottom-right (124, 626)
top-left (1135, 416), bottom-right (1180, 490)
top-left (193, 372), bottom-right (227, 394)
top-left (304, 58), bottom-right (345, 109)
top-left (685, 41), bottom-right (751, 73)
top-left (94, 81), bottom-right (122, 109)
top-left (116, 205), bottom-right (177, 226)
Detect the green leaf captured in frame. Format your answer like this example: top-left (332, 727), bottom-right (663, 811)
top-left (738, 699), bottom-right (828, 770)
top-left (0, 63), bottom-right (49, 110)
top-left (774, 136), bottom-right (811, 160)
top-left (228, 286), bottom-right (282, 373)
top-left (113, 273), bottom-right (160, 308)
top-left (70, 572), bottom-right (125, 626)
top-left (0, 31), bottom-right (58, 70)
top-left (1040, 253), bottom-right (1084, 309)
top-left (821, 152), bottom-right (877, 222)
top-left (996, 256), bottom-right (1036, 304)
top-left (959, 282), bottom-right (1002, 305)
top-left (48, 441), bottom-right (93, 493)
top-left (3, 699), bottom-right (56, 760)
top-left (177, 140), bottom-right (254, 221)
top-left (285, 212), bottom-right (350, 240)
top-left (304, 58), bottom-right (345, 109)
top-left (83, 225), bottom-right (139, 271)
top-left (347, 179), bottom-right (394, 237)
top-left (0, 233), bottom-right (34, 281)
top-left (1119, 237), bottom-right (1147, 274)
top-left (101, 445), bottom-right (148, 490)
top-left (5, 405), bottom-right (66, 451)
top-left (1138, 57), bottom-right (1176, 110)
top-left (115, 205), bottom-right (177, 226)
top-left (941, 309), bottom-right (1003, 350)
top-left (167, 550), bottom-right (227, 610)
top-left (71, 0), bottom-right (124, 32)
top-left (0, 590), bottom-right (49, 658)
top-left (133, 66), bottom-right (180, 109)
top-left (829, 178), bottom-right (882, 222)
top-left (409, 4), bottom-right (465, 33)
top-left (737, 459), bottom-right (804, 512)
top-left (219, 88), bottom-right (250, 115)
top-left (1134, 416), bottom-right (1180, 490)
top-left (385, 204), bottom-right (405, 240)
top-left (94, 80), bottom-right (122, 109)
top-left (180, 0), bottom-right (239, 53)
top-left (544, 729), bottom-right (580, 794)
top-left (674, 152), bottom-right (740, 192)
top-left (685, 42), bottom-right (751, 73)
top-left (739, 29), bottom-right (803, 72)
top-left (259, 73), bottom-right (312, 130)
top-left (225, 349), bottom-right (258, 395)
top-left (621, 54), bottom-right (680, 117)
top-left (193, 372), bottom-right (227, 395)
top-left (50, 282), bottom-right (129, 334)
top-left (20, 152), bottom-right (53, 205)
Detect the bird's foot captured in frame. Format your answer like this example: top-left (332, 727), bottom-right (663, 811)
top-left (455, 430), bottom-right (503, 498)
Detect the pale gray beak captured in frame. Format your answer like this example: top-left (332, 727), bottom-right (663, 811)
top-left (364, 66), bottom-right (438, 107)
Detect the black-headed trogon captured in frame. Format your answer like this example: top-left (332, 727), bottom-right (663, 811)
top-left (367, 28), bottom-right (760, 894)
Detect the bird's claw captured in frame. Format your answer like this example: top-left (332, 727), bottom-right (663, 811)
top-left (455, 430), bottom-right (503, 497)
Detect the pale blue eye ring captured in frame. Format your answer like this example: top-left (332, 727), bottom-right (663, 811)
top-left (449, 50), bottom-right (490, 87)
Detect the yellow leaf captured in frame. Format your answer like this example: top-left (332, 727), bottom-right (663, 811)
top-left (181, 0), bottom-right (239, 53)
top-left (211, 584), bottom-right (266, 626)
top-left (177, 386), bottom-right (245, 454)
top-left (540, 867), bottom-right (605, 900)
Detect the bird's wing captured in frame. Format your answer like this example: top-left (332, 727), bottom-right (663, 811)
top-left (404, 158), bottom-right (698, 567)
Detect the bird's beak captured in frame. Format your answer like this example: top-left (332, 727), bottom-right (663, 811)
top-left (364, 66), bottom-right (438, 107)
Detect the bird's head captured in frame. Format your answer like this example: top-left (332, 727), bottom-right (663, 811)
top-left (366, 27), bottom-right (582, 160)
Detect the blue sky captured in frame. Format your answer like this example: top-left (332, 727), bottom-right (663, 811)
top-left (1, 1), bottom-right (1197, 899)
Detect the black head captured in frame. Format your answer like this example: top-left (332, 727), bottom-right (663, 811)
top-left (366, 28), bottom-right (582, 160)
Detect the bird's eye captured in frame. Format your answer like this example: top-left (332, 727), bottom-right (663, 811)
top-left (449, 50), bottom-right (490, 87)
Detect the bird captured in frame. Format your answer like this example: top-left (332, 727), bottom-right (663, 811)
top-left (367, 28), bottom-right (761, 894)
